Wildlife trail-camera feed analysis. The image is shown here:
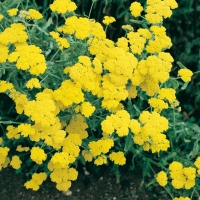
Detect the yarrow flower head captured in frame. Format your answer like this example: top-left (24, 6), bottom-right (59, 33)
top-left (102, 16), bottom-right (116, 25)
top-left (7, 8), bottom-right (18, 16)
top-left (156, 171), bottom-right (168, 186)
top-left (26, 78), bottom-right (41, 89)
top-left (130, 2), bottom-right (143, 17)
top-left (178, 69), bottom-right (193, 82)
top-left (26, 9), bottom-right (43, 20)
top-left (30, 147), bottom-right (47, 164)
top-left (50, 0), bottom-right (77, 14)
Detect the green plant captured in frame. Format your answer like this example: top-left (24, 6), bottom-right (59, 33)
top-left (0, 0), bottom-right (199, 199)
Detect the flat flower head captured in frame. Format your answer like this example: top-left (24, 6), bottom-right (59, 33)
top-left (26, 9), bottom-right (43, 20)
top-left (102, 16), bottom-right (116, 25)
top-left (156, 171), bottom-right (168, 186)
top-left (26, 78), bottom-right (41, 89)
top-left (10, 155), bottom-right (22, 169)
top-left (7, 8), bottom-right (18, 16)
top-left (178, 69), bottom-right (193, 82)
top-left (50, 0), bottom-right (77, 14)
top-left (130, 2), bottom-right (143, 17)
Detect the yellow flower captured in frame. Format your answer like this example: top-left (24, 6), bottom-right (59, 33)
top-left (50, 31), bottom-right (70, 49)
top-left (10, 155), bottom-right (22, 169)
top-left (89, 139), bottom-right (114, 157)
top-left (156, 171), bottom-right (168, 186)
top-left (24, 179), bottom-right (40, 191)
top-left (7, 8), bottom-right (18, 16)
top-left (0, 81), bottom-right (14, 92)
top-left (109, 151), bottom-right (126, 165)
top-left (122, 25), bottom-right (133, 32)
top-left (148, 98), bottom-right (168, 112)
top-left (102, 16), bottom-right (116, 25)
top-left (30, 147), bottom-right (47, 164)
top-left (26, 78), bottom-right (41, 89)
top-left (32, 172), bottom-right (47, 185)
top-left (66, 114), bottom-right (88, 139)
top-left (80, 102), bottom-right (96, 118)
top-left (178, 69), bottom-right (193, 82)
top-left (26, 9), bottom-right (43, 20)
top-left (130, 2), bottom-right (143, 17)
top-left (94, 155), bottom-right (107, 166)
top-left (169, 161), bottom-right (196, 190)
top-left (50, 0), bottom-right (77, 14)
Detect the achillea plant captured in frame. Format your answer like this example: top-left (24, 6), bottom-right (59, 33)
top-left (0, 0), bottom-right (199, 198)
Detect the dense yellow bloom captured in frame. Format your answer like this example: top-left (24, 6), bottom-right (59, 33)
top-left (59, 16), bottom-right (89, 40)
top-left (30, 147), bottom-right (47, 164)
top-left (26, 9), bottom-right (43, 20)
top-left (158, 88), bottom-right (176, 103)
top-left (109, 151), bottom-right (126, 165)
top-left (0, 23), bottom-right (28, 45)
top-left (89, 139), bottom-right (114, 157)
top-left (50, 31), bottom-right (70, 49)
top-left (50, 0), bottom-right (77, 14)
top-left (94, 155), bottom-right (107, 166)
top-left (132, 111), bottom-right (169, 153)
top-left (26, 78), bottom-right (41, 89)
top-left (6, 125), bottom-right (20, 139)
top-left (117, 37), bottom-right (129, 52)
top-left (53, 80), bottom-right (84, 108)
top-left (0, 147), bottom-right (10, 165)
top-left (102, 16), bottom-right (116, 25)
top-left (145, 0), bottom-right (178, 24)
top-left (9, 90), bottom-right (29, 114)
top-left (156, 171), bottom-right (168, 186)
top-left (7, 8), bottom-right (18, 16)
top-left (148, 98), bottom-right (168, 112)
top-left (0, 44), bottom-right (9, 63)
top-left (66, 114), bottom-right (88, 139)
top-left (0, 81), bottom-right (14, 92)
top-left (178, 69), bottom-right (193, 82)
top-left (169, 161), bottom-right (196, 189)
top-left (24, 97), bottom-right (57, 127)
top-left (101, 110), bottom-right (130, 137)
top-left (49, 167), bottom-right (78, 191)
top-left (10, 155), bottom-right (22, 169)
top-left (8, 44), bottom-right (47, 75)
top-left (127, 32), bottom-right (146, 55)
top-left (80, 102), bottom-right (96, 118)
top-left (24, 172), bottom-right (47, 191)
top-left (66, 56), bottom-right (101, 95)
top-left (130, 2), bottom-right (143, 17)
top-left (24, 179), bottom-right (39, 191)
top-left (17, 123), bottom-right (36, 137)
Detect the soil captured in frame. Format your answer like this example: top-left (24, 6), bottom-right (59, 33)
top-left (0, 166), bottom-right (170, 200)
